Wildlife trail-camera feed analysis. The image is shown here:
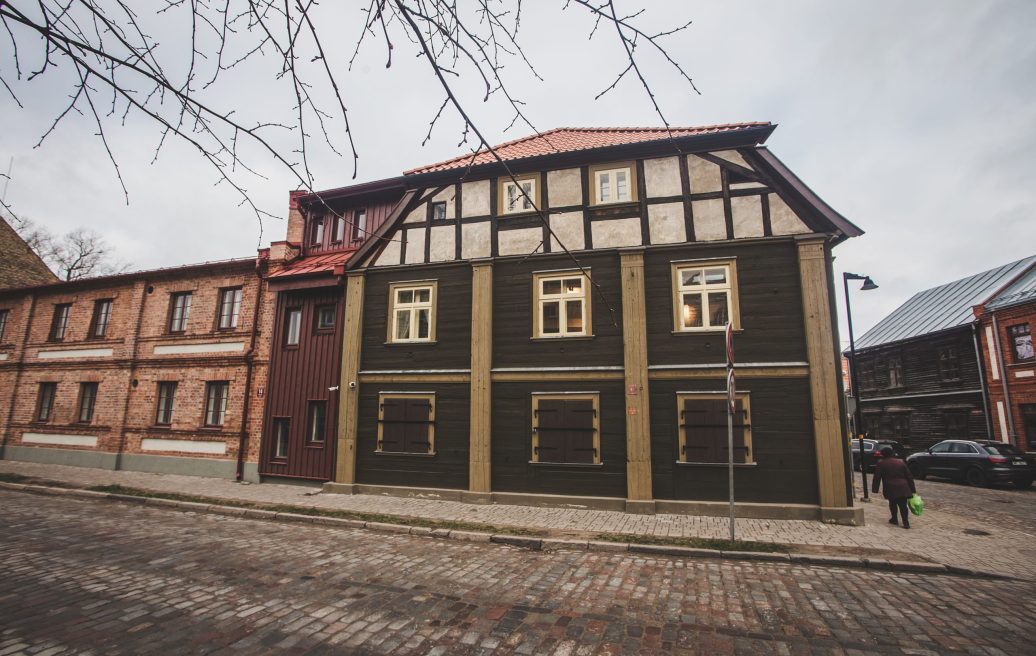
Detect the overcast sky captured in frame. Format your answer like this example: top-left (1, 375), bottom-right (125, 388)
top-left (2, 1), bottom-right (1034, 341)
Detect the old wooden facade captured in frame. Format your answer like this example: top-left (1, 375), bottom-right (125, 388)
top-left (259, 124), bottom-right (865, 522)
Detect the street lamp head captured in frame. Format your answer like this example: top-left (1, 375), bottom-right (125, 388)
top-left (860, 277), bottom-right (878, 291)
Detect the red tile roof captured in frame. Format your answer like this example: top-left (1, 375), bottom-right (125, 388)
top-left (267, 250), bottom-right (355, 279)
top-left (404, 123), bottom-right (772, 175)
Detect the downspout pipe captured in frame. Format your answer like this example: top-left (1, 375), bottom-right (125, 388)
top-left (972, 322), bottom-right (994, 439)
top-left (236, 256), bottom-right (266, 482)
top-left (991, 314), bottom-right (1016, 444)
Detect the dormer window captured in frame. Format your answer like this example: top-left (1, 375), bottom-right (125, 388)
top-left (310, 216), bottom-right (325, 247)
top-left (333, 215), bottom-right (346, 243)
top-left (352, 209), bottom-right (368, 242)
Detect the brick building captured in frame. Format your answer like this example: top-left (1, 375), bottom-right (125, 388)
top-left (0, 215), bottom-right (57, 290)
top-left (974, 261), bottom-right (1036, 450)
top-left (0, 257), bottom-right (272, 480)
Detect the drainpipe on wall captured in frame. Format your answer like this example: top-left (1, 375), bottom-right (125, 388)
top-left (236, 256), bottom-right (267, 482)
top-left (991, 313), bottom-right (1017, 444)
top-left (972, 322), bottom-right (994, 439)
top-left (114, 279), bottom-right (151, 471)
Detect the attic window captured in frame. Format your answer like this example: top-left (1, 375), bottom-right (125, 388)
top-left (310, 216), bottom-right (325, 246)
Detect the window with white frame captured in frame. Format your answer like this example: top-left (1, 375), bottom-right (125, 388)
top-left (593, 167), bottom-right (632, 204)
top-left (671, 260), bottom-right (739, 332)
top-left (534, 272), bottom-right (590, 338)
top-left (388, 282), bottom-right (436, 343)
top-left (285, 308), bottom-right (302, 346)
top-left (502, 177), bottom-right (536, 214)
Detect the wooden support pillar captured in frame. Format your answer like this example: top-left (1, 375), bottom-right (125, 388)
top-left (333, 272), bottom-right (365, 486)
top-left (797, 238), bottom-right (860, 523)
top-left (468, 262), bottom-right (493, 496)
top-left (620, 250), bottom-right (655, 513)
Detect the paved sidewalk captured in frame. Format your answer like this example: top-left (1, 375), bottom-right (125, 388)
top-left (2, 460), bottom-right (1033, 579)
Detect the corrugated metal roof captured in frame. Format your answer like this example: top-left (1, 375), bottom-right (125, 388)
top-left (267, 250), bottom-right (354, 278)
top-left (855, 256), bottom-right (1036, 350)
top-left (986, 263), bottom-right (1036, 310)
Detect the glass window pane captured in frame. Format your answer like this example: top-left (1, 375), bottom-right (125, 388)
top-left (414, 289), bottom-right (430, 303)
top-left (542, 302), bottom-right (560, 334)
top-left (521, 182), bottom-right (533, 209)
top-left (398, 289), bottom-right (413, 304)
top-left (395, 310), bottom-right (411, 340)
top-left (565, 278), bottom-right (582, 292)
top-left (681, 269), bottom-right (703, 287)
top-left (599, 174), bottom-right (610, 202)
top-left (566, 300), bottom-right (583, 333)
top-left (417, 309), bottom-right (430, 339)
top-left (507, 184), bottom-right (518, 211)
top-left (682, 294), bottom-right (703, 328)
top-left (616, 170), bottom-right (628, 200)
top-left (704, 268), bottom-right (727, 285)
top-left (542, 280), bottom-right (562, 295)
top-left (709, 292), bottom-right (729, 327)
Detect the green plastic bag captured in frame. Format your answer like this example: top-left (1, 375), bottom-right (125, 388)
top-left (908, 494), bottom-right (924, 517)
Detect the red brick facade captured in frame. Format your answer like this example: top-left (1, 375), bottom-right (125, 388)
top-left (976, 301), bottom-right (1036, 451)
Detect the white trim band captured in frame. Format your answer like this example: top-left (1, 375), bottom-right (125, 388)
top-left (21, 433), bottom-right (98, 447)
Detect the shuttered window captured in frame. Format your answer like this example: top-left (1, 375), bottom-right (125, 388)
top-left (531, 394), bottom-right (600, 464)
top-left (677, 394), bottom-right (752, 464)
top-left (377, 393), bottom-right (435, 455)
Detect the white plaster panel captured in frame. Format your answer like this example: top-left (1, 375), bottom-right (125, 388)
top-left (768, 194), bottom-right (811, 235)
top-left (591, 217), bottom-right (642, 249)
top-left (38, 348), bottom-right (114, 359)
top-left (141, 438), bottom-right (227, 454)
top-left (374, 237), bottom-right (402, 267)
top-left (428, 225), bottom-right (456, 262)
top-left (731, 195), bottom-right (765, 239)
top-left (404, 228), bottom-right (426, 264)
top-left (433, 187), bottom-right (457, 220)
top-left (461, 222), bottom-right (492, 259)
top-left (997, 401), bottom-right (1008, 442)
top-left (986, 326), bottom-right (1000, 380)
top-left (547, 168), bottom-right (582, 208)
top-left (687, 155), bottom-right (722, 193)
top-left (643, 157), bottom-right (682, 198)
top-left (1016, 370), bottom-right (1035, 378)
top-left (691, 199), bottom-right (727, 241)
top-left (461, 180), bottom-right (491, 218)
top-left (153, 342), bottom-right (245, 355)
top-left (711, 149), bottom-right (752, 170)
top-left (22, 433), bottom-right (97, 447)
top-left (0, 353), bottom-right (7, 361)
top-left (498, 227), bottom-right (543, 257)
top-left (549, 211), bottom-right (585, 251)
top-left (647, 202), bottom-right (686, 244)
top-left (403, 204), bottom-right (426, 224)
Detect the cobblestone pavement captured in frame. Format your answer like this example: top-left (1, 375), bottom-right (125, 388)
top-left (2, 461), bottom-right (1035, 579)
top-left (1, 491), bottom-right (1034, 656)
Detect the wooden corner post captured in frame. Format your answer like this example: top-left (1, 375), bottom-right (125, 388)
top-left (335, 272), bottom-right (365, 485)
top-left (620, 251), bottom-right (654, 512)
top-left (469, 262), bottom-right (493, 494)
top-left (797, 238), bottom-right (851, 510)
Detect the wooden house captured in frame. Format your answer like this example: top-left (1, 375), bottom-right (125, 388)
top-left (262, 123), bottom-right (865, 523)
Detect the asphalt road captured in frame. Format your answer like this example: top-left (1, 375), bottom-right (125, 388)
top-left (1, 490), bottom-right (1034, 655)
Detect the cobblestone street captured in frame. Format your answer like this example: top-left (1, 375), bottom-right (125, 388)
top-left (1, 490), bottom-right (1034, 655)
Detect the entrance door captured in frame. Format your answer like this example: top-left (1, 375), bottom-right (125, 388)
top-left (1022, 404), bottom-right (1036, 453)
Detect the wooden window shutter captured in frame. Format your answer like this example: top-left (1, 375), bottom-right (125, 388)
top-left (379, 397), bottom-right (406, 452)
top-left (403, 398), bottom-right (433, 454)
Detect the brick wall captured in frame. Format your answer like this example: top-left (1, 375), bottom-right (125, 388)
top-left (978, 302), bottom-right (1036, 450)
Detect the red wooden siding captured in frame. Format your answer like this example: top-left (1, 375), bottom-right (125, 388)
top-left (303, 197), bottom-right (400, 256)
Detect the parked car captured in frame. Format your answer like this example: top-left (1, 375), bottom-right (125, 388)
top-left (906, 440), bottom-right (1035, 489)
top-left (851, 439), bottom-right (909, 472)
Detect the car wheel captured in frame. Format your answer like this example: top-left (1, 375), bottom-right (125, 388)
top-left (909, 462), bottom-right (926, 480)
top-left (1013, 478), bottom-right (1034, 490)
top-left (965, 467), bottom-right (987, 487)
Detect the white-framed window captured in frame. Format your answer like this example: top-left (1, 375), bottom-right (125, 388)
top-left (590, 162), bottom-right (636, 205)
top-left (534, 271), bottom-right (590, 338)
top-left (671, 260), bottom-right (739, 332)
top-left (388, 282), bottom-right (437, 343)
top-left (501, 177), bottom-right (537, 214)
top-left (272, 418), bottom-right (290, 459)
top-left (285, 308), bottom-right (302, 346)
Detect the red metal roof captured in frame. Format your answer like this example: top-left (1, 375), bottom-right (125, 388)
top-left (404, 123), bottom-right (772, 175)
top-left (267, 250), bottom-right (355, 279)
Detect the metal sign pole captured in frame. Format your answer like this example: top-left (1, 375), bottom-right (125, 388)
top-left (726, 323), bottom-right (735, 542)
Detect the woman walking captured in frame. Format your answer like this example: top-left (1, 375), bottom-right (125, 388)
top-left (871, 446), bottom-right (916, 528)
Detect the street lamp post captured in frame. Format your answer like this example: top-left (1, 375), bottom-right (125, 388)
top-left (843, 272), bottom-right (878, 500)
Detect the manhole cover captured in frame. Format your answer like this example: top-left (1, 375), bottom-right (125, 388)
top-left (963, 528), bottom-right (992, 536)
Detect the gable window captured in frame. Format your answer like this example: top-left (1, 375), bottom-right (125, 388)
top-left (88, 300), bottom-right (113, 339)
top-left (0, 309), bottom-right (9, 342)
top-left (155, 382), bottom-right (177, 425)
top-left (272, 418), bottom-right (291, 459)
top-left (307, 401), bottom-right (327, 443)
top-left (77, 382), bottom-right (98, 423)
top-left (204, 381), bottom-right (230, 427)
top-left (671, 260), bottom-right (740, 332)
top-left (533, 272), bottom-right (590, 338)
top-left (49, 303), bottom-right (71, 341)
top-left (591, 163), bottom-right (636, 205)
top-left (316, 305), bottom-right (336, 331)
top-left (285, 308), bottom-right (302, 346)
top-left (678, 393), bottom-right (752, 464)
top-left (388, 281), bottom-right (436, 343)
top-left (217, 288), bottom-right (242, 330)
top-left (1009, 324), bottom-right (1033, 363)
top-left (887, 356), bottom-right (904, 388)
top-left (500, 175), bottom-right (537, 215)
top-left (168, 292), bottom-right (192, 333)
top-left (531, 393), bottom-right (600, 464)
top-left (36, 382), bottom-right (57, 422)
top-left (310, 216), bottom-right (325, 247)
top-left (351, 209), bottom-right (368, 241)
top-left (377, 393), bottom-right (435, 455)
top-left (937, 346), bottom-right (960, 381)
top-left (430, 201), bottom-right (447, 222)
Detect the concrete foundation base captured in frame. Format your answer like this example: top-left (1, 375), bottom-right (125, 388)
top-left (819, 505), bottom-right (865, 526)
top-left (1, 445), bottom-right (260, 483)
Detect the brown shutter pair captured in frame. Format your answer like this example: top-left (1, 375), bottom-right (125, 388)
top-left (680, 398), bottom-right (747, 463)
top-left (534, 399), bottom-right (597, 464)
top-left (380, 397), bottom-right (433, 453)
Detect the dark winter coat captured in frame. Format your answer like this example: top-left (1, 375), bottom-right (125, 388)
top-left (871, 457), bottom-right (916, 500)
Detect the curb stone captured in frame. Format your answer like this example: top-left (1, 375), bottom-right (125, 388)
top-left (0, 480), bottom-right (1014, 580)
